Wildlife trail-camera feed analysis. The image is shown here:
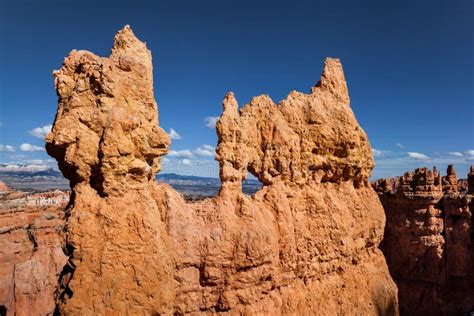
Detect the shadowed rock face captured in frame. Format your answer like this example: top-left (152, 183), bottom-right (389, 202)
top-left (468, 165), bottom-right (474, 194)
top-left (374, 165), bottom-right (474, 315)
top-left (45, 26), bottom-right (398, 315)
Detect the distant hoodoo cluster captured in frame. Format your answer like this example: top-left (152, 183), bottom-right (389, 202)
top-left (373, 165), bottom-right (474, 315)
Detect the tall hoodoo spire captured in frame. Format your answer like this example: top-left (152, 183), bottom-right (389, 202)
top-left (46, 25), bottom-right (169, 197)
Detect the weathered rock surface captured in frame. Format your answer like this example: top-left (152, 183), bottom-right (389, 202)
top-left (0, 181), bottom-right (10, 192)
top-left (468, 165), bottom-right (474, 194)
top-left (0, 189), bottom-right (68, 315)
top-left (374, 165), bottom-right (474, 315)
top-left (443, 164), bottom-right (458, 193)
top-left (43, 26), bottom-right (397, 315)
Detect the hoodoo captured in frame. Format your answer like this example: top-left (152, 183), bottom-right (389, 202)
top-left (374, 166), bottom-right (474, 315)
top-left (45, 26), bottom-right (398, 315)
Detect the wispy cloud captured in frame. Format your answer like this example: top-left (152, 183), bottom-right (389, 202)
top-left (167, 128), bottom-right (181, 140)
top-left (372, 148), bottom-right (389, 158)
top-left (202, 144), bottom-right (215, 151)
top-left (168, 149), bottom-right (193, 159)
top-left (448, 152), bottom-right (463, 157)
top-left (395, 143), bottom-right (404, 149)
top-left (19, 143), bottom-right (44, 152)
top-left (0, 145), bottom-right (15, 152)
top-left (169, 145), bottom-right (217, 159)
top-left (5, 154), bottom-right (27, 160)
top-left (204, 116), bottom-right (219, 129)
top-left (194, 145), bottom-right (215, 157)
top-left (29, 124), bottom-right (52, 139)
top-left (180, 159), bottom-right (193, 166)
top-left (372, 148), bottom-right (474, 180)
top-left (466, 149), bottom-right (474, 161)
top-left (407, 152), bottom-right (429, 160)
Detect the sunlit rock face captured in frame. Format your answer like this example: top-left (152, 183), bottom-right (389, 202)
top-left (0, 188), bottom-right (68, 315)
top-left (46, 25), bottom-right (170, 197)
top-left (44, 26), bottom-right (398, 315)
top-left (374, 165), bottom-right (474, 315)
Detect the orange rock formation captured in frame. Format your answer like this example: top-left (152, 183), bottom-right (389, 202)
top-left (374, 165), bottom-right (474, 315)
top-left (0, 181), bottom-right (10, 192)
top-left (43, 26), bottom-right (397, 314)
top-left (0, 189), bottom-right (68, 315)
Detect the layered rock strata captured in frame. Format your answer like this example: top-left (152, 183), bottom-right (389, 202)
top-left (374, 165), bottom-right (474, 315)
top-left (0, 189), bottom-right (68, 315)
top-left (43, 26), bottom-right (398, 315)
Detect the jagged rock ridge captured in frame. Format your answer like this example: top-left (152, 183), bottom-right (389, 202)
top-left (373, 165), bottom-right (474, 315)
top-left (43, 26), bottom-right (398, 315)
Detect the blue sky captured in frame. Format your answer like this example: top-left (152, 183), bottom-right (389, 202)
top-left (0, 0), bottom-right (473, 179)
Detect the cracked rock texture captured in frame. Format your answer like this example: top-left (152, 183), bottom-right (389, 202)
top-left (44, 26), bottom-right (398, 315)
top-left (0, 189), bottom-right (68, 315)
top-left (374, 165), bottom-right (474, 315)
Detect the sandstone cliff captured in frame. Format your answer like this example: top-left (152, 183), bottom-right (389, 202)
top-left (374, 165), bottom-right (474, 315)
top-left (0, 190), bottom-right (68, 315)
top-left (43, 26), bottom-right (397, 315)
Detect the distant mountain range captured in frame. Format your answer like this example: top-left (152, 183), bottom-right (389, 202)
top-left (156, 173), bottom-right (261, 197)
top-left (0, 164), bottom-right (68, 190)
top-left (0, 164), bottom-right (62, 177)
top-left (156, 173), bottom-right (261, 186)
top-left (0, 165), bottom-right (261, 196)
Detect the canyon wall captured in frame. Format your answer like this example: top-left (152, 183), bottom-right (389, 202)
top-left (0, 185), bottom-right (68, 315)
top-left (374, 165), bottom-right (474, 315)
top-left (0, 26), bottom-right (399, 315)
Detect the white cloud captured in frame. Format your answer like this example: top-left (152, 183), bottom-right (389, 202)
top-left (395, 143), bottom-right (404, 149)
top-left (407, 152), bottom-right (429, 160)
top-left (0, 145), bottom-right (15, 152)
top-left (180, 159), bottom-right (193, 166)
top-left (6, 154), bottom-right (27, 160)
top-left (0, 164), bottom-right (50, 172)
top-left (167, 128), bottom-right (181, 140)
top-left (168, 149), bottom-right (193, 159)
top-left (194, 145), bottom-right (215, 157)
top-left (29, 124), bottom-right (52, 139)
top-left (372, 150), bottom-right (474, 180)
top-left (19, 143), bottom-right (44, 152)
top-left (448, 152), bottom-right (463, 157)
top-left (372, 148), bottom-right (387, 158)
top-left (26, 159), bottom-right (54, 165)
top-left (202, 144), bottom-right (215, 151)
top-left (466, 150), bottom-right (474, 161)
top-left (204, 116), bottom-right (219, 129)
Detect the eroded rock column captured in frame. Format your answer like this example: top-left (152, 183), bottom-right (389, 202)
top-left (47, 26), bottom-right (398, 315)
top-left (46, 26), bottom-right (174, 314)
